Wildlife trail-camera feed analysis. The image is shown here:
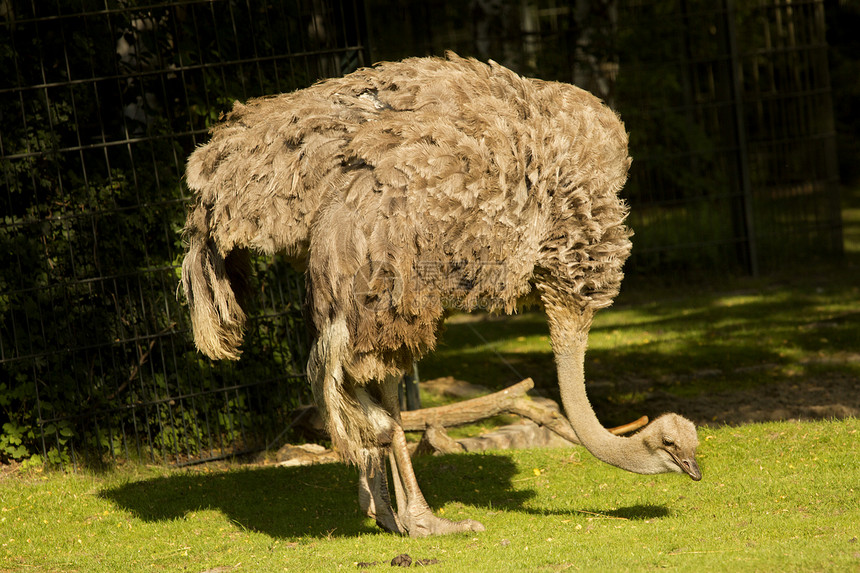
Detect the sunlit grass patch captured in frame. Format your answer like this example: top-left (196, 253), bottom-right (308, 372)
top-left (1, 419), bottom-right (857, 572)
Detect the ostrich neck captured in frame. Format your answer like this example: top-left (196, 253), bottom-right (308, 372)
top-left (546, 304), bottom-right (652, 474)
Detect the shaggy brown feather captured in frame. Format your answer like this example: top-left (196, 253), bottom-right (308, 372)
top-left (185, 53), bottom-right (630, 363)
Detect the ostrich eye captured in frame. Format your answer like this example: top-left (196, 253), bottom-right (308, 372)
top-left (662, 437), bottom-right (675, 447)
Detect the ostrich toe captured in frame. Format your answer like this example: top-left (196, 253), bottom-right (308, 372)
top-left (399, 507), bottom-right (485, 538)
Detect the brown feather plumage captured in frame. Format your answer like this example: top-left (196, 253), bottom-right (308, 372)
top-left (181, 52), bottom-right (632, 462)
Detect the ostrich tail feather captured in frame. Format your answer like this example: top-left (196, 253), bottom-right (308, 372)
top-left (180, 212), bottom-right (250, 360)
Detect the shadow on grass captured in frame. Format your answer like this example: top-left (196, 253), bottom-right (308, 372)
top-left (100, 453), bottom-right (669, 539)
top-left (580, 504), bottom-right (671, 521)
top-left (100, 454), bottom-right (525, 539)
top-left (422, 268), bottom-right (860, 396)
top-left (101, 462), bottom-right (372, 538)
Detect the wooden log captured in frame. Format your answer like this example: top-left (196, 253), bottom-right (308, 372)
top-left (399, 378), bottom-right (534, 431)
top-left (413, 424), bottom-right (465, 455)
top-left (508, 399), bottom-right (649, 445)
top-left (606, 415), bottom-right (650, 436)
top-left (506, 397), bottom-right (581, 444)
top-left (400, 378), bottom-right (649, 445)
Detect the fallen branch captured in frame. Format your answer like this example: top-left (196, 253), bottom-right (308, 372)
top-left (282, 378), bottom-right (651, 461)
top-left (412, 424), bottom-right (466, 455)
top-left (400, 378), bottom-right (535, 431)
top-left (401, 378), bottom-right (649, 448)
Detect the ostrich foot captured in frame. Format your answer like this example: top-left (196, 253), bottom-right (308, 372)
top-left (399, 505), bottom-right (485, 538)
top-left (370, 505), bottom-right (404, 535)
top-left (388, 425), bottom-right (486, 537)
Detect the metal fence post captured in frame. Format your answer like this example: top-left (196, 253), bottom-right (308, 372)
top-left (725, 0), bottom-right (760, 276)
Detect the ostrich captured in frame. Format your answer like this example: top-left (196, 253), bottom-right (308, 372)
top-left (181, 53), bottom-right (701, 538)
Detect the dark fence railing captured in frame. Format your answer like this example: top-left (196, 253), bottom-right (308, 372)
top-left (366, 0), bottom-right (842, 275)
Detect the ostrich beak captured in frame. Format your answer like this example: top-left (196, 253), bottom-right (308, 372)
top-left (669, 450), bottom-right (702, 481)
top-left (680, 456), bottom-right (702, 481)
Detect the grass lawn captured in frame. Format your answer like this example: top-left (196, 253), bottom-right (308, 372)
top-left (2, 187), bottom-right (858, 571)
top-left (2, 264), bottom-right (858, 572)
top-left (1, 418), bottom-right (857, 572)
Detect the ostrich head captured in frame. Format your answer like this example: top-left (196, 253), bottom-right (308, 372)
top-left (636, 413), bottom-right (702, 480)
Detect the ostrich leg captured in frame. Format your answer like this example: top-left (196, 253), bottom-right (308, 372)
top-left (388, 424), bottom-right (485, 537)
top-left (358, 456), bottom-right (404, 534)
top-left (308, 321), bottom-right (404, 533)
top-left (356, 377), bottom-right (405, 533)
top-left (378, 377), bottom-right (486, 538)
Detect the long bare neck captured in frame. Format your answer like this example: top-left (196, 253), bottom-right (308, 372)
top-left (545, 302), bottom-right (656, 474)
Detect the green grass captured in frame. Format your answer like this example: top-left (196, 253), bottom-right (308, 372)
top-left (3, 185), bottom-right (858, 571)
top-left (1, 419), bottom-right (857, 572)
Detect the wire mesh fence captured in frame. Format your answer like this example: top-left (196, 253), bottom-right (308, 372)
top-left (617, 0), bottom-right (841, 275)
top-left (367, 0), bottom-right (841, 275)
top-left (1, 0), bottom-right (842, 468)
top-left (1, 0), bottom-right (367, 467)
